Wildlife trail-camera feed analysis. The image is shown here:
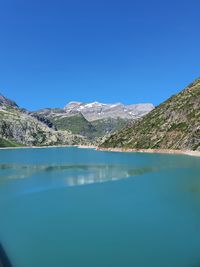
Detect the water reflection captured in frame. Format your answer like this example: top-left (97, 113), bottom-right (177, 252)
top-left (1, 161), bottom-right (200, 195)
top-left (0, 163), bottom-right (158, 194)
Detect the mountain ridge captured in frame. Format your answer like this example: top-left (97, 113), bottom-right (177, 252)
top-left (0, 94), bottom-right (154, 147)
top-left (1, 77), bottom-right (199, 151)
top-left (63, 101), bottom-right (154, 121)
top-left (32, 101), bottom-right (154, 141)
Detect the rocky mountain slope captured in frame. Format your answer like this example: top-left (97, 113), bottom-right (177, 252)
top-left (0, 94), bottom-right (154, 147)
top-left (0, 97), bottom-right (87, 147)
top-left (0, 94), bottom-right (18, 108)
top-left (101, 78), bottom-right (200, 151)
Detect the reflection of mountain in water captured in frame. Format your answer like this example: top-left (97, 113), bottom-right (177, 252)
top-left (65, 165), bottom-right (130, 186)
top-left (0, 161), bottom-right (200, 196)
top-left (0, 163), bottom-right (155, 193)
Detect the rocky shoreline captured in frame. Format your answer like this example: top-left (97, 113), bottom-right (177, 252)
top-left (0, 144), bottom-right (200, 157)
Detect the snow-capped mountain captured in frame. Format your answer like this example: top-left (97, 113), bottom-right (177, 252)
top-left (64, 101), bottom-right (154, 121)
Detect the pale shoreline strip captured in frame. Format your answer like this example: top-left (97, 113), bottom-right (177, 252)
top-left (96, 147), bottom-right (200, 157)
top-left (0, 144), bottom-right (199, 157)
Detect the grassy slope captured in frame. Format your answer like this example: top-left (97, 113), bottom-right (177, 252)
top-left (0, 137), bottom-right (23, 147)
top-left (91, 118), bottom-right (128, 136)
top-left (101, 78), bottom-right (200, 151)
top-left (50, 113), bottom-right (97, 137)
top-left (51, 114), bottom-right (129, 140)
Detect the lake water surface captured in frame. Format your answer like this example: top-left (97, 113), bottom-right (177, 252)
top-left (0, 147), bottom-right (200, 267)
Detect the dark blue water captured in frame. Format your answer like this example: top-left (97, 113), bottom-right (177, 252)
top-left (0, 147), bottom-right (200, 267)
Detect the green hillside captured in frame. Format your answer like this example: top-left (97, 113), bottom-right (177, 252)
top-left (101, 78), bottom-right (200, 151)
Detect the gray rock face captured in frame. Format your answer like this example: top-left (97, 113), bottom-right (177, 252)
top-left (64, 101), bottom-right (154, 121)
top-left (0, 107), bottom-right (87, 146)
top-left (0, 94), bottom-right (88, 147)
top-left (0, 94), bottom-right (18, 109)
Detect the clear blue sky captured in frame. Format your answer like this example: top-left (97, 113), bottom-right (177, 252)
top-left (0, 0), bottom-right (199, 110)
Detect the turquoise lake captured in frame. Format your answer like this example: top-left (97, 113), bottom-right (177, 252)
top-left (0, 147), bottom-right (200, 267)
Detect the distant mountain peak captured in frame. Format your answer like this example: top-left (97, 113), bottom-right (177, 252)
top-left (64, 101), bottom-right (154, 121)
